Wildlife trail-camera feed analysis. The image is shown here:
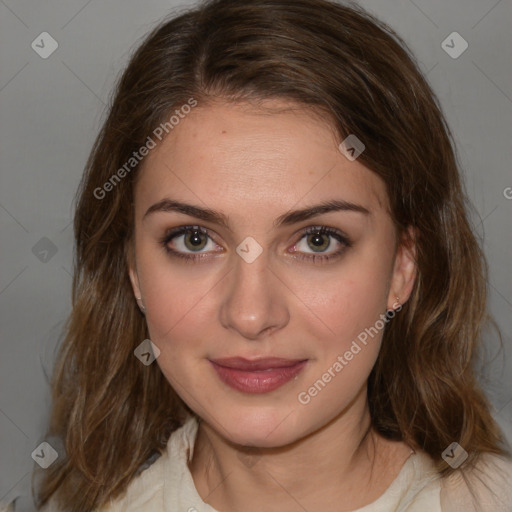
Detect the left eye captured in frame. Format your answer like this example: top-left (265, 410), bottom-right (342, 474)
top-left (290, 226), bottom-right (351, 259)
top-left (296, 231), bottom-right (337, 253)
top-left (161, 226), bottom-right (217, 255)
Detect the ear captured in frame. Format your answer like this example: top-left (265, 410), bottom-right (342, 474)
top-left (387, 227), bottom-right (417, 309)
top-left (125, 238), bottom-right (142, 300)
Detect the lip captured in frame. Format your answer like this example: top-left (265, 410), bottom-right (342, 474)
top-left (209, 357), bottom-right (308, 394)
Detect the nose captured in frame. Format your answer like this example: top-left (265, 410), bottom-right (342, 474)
top-left (218, 249), bottom-right (290, 341)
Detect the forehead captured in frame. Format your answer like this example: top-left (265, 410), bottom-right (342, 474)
top-left (135, 99), bottom-right (389, 220)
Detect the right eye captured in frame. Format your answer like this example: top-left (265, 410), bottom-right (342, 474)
top-left (159, 225), bottom-right (223, 261)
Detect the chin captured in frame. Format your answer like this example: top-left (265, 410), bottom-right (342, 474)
top-left (207, 403), bottom-right (308, 448)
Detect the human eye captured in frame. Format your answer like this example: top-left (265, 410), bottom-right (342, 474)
top-left (159, 225), bottom-right (222, 262)
top-left (288, 226), bottom-right (352, 264)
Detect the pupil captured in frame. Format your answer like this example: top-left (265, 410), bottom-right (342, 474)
top-left (190, 232), bottom-right (202, 245)
top-left (186, 230), bottom-right (206, 250)
top-left (308, 233), bottom-right (328, 252)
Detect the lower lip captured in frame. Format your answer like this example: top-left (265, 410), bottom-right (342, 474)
top-left (210, 360), bottom-right (308, 394)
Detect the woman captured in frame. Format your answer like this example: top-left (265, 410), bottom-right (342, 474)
top-left (35, 0), bottom-right (512, 510)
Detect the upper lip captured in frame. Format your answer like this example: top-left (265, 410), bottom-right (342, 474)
top-left (210, 357), bottom-right (307, 371)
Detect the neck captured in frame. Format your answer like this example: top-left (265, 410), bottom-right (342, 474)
top-left (188, 385), bottom-right (411, 512)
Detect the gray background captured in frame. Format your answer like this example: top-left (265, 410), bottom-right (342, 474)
top-left (1, 0), bottom-right (511, 509)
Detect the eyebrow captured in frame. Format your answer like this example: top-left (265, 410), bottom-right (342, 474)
top-left (143, 198), bottom-right (370, 228)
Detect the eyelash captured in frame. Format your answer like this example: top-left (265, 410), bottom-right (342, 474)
top-left (158, 225), bottom-right (352, 264)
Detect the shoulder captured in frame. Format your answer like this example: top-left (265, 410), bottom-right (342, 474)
top-left (99, 414), bottom-right (200, 512)
top-left (38, 452), bottom-right (169, 512)
top-left (440, 452), bottom-right (512, 512)
top-left (39, 416), bottom-right (200, 512)
top-left (100, 454), bottom-right (167, 512)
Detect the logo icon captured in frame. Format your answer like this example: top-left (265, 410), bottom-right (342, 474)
top-left (31, 32), bottom-right (59, 59)
top-left (32, 237), bottom-right (58, 263)
top-left (339, 134), bottom-right (365, 161)
top-left (31, 442), bottom-right (59, 469)
top-left (441, 32), bottom-right (468, 59)
top-left (134, 339), bottom-right (161, 365)
top-left (236, 237), bottom-right (263, 264)
top-left (442, 442), bottom-right (468, 468)
top-left (237, 445), bottom-right (262, 468)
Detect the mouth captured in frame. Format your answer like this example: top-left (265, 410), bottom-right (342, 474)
top-left (209, 357), bottom-right (308, 394)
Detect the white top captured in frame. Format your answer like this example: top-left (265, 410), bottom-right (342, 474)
top-left (25, 415), bottom-right (512, 512)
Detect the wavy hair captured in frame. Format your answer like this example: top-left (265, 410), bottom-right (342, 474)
top-left (36, 0), bottom-right (508, 509)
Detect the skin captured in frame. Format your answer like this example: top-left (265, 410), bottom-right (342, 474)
top-left (128, 99), bottom-right (417, 511)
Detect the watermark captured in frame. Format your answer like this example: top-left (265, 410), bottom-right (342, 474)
top-left (31, 32), bottom-right (58, 59)
top-left (32, 237), bottom-right (58, 263)
top-left (441, 32), bottom-right (468, 60)
top-left (237, 444), bottom-right (263, 468)
top-left (339, 134), bottom-right (365, 161)
top-left (236, 236), bottom-right (263, 263)
top-left (93, 97), bottom-right (198, 200)
top-left (442, 442), bottom-right (468, 468)
top-left (31, 441), bottom-right (59, 469)
top-left (297, 301), bottom-right (401, 405)
top-left (134, 339), bottom-right (161, 366)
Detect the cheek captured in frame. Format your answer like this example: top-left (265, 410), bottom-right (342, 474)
top-left (291, 252), bottom-right (392, 345)
top-left (292, 262), bottom-right (392, 422)
top-left (136, 240), bottom-right (217, 340)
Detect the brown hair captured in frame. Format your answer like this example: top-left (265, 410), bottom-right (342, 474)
top-left (36, 0), bottom-right (508, 509)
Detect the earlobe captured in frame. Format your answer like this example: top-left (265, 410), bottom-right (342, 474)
top-left (387, 227), bottom-right (417, 310)
top-left (125, 240), bottom-right (142, 299)
top-left (129, 266), bottom-right (142, 299)
top-left (127, 249), bottom-right (147, 314)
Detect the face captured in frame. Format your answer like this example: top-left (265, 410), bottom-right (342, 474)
top-left (128, 99), bottom-right (416, 448)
